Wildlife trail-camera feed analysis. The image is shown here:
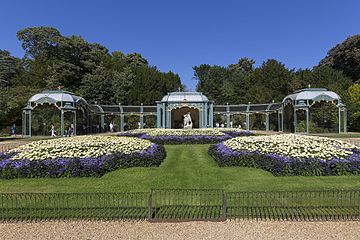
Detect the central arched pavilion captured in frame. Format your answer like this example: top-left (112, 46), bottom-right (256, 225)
top-left (156, 92), bottom-right (213, 128)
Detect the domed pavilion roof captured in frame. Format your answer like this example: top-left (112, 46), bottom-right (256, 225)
top-left (160, 92), bottom-right (209, 103)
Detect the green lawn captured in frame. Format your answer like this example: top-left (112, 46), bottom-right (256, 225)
top-left (1, 144), bottom-right (360, 193)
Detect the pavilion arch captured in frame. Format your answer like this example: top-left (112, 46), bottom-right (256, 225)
top-left (22, 90), bottom-right (90, 137)
top-left (282, 88), bottom-right (347, 134)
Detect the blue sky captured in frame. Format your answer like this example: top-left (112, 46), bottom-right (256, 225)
top-left (1, 0), bottom-right (359, 89)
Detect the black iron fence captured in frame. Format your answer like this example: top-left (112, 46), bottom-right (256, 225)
top-left (0, 189), bottom-right (359, 222)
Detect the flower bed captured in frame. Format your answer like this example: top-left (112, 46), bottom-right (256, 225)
top-left (0, 136), bottom-right (166, 178)
top-left (209, 134), bottom-right (360, 176)
top-left (119, 128), bottom-right (253, 144)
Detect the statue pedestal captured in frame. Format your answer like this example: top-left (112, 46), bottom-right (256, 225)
top-left (184, 124), bottom-right (193, 129)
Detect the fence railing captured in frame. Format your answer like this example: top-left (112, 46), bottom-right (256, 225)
top-left (0, 189), bottom-right (359, 222)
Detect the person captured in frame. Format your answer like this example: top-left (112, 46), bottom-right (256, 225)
top-left (230, 121), bottom-right (233, 128)
top-left (238, 124), bottom-right (242, 129)
top-left (68, 124), bottom-right (74, 137)
top-left (221, 123), bottom-right (224, 128)
top-left (50, 123), bottom-right (56, 137)
top-left (11, 124), bottom-right (16, 136)
top-left (109, 122), bottom-right (114, 132)
top-left (216, 122), bottom-right (220, 128)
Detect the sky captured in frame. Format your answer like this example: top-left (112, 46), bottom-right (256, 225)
top-left (1, 0), bottom-right (359, 90)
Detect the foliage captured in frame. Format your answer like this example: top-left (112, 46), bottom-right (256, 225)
top-left (0, 27), bottom-right (182, 131)
top-left (320, 34), bottom-right (360, 82)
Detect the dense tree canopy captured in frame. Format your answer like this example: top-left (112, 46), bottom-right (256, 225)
top-left (320, 34), bottom-right (360, 83)
top-left (1, 27), bottom-right (360, 133)
top-left (0, 26), bottom-right (182, 132)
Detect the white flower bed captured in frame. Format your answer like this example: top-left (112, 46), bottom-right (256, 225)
top-left (224, 134), bottom-right (356, 160)
top-left (9, 135), bottom-right (153, 161)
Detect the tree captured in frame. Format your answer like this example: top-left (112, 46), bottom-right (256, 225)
top-left (347, 84), bottom-right (360, 131)
top-left (112, 67), bottom-right (135, 104)
top-left (320, 34), bottom-right (360, 82)
top-left (0, 50), bottom-right (21, 87)
top-left (125, 53), bottom-right (148, 68)
top-left (228, 57), bottom-right (255, 73)
top-left (79, 66), bottom-right (114, 104)
top-left (17, 27), bottom-right (61, 59)
top-left (194, 64), bottom-right (228, 103)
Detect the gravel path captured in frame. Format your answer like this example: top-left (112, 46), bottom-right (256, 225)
top-left (0, 220), bottom-right (359, 240)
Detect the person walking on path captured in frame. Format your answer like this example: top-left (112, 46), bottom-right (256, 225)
top-left (50, 123), bottom-right (56, 137)
top-left (11, 124), bottom-right (16, 136)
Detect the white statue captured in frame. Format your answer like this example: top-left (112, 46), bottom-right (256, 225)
top-left (183, 112), bottom-right (193, 129)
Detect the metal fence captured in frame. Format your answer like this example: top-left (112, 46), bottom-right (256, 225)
top-left (0, 189), bottom-right (359, 222)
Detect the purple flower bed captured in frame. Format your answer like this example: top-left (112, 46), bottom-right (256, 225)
top-left (0, 144), bottom-right (166, 179)
top-left (118, 130), bottom-right (253, 144)
top-left (209, 143), bottom-right (360, 176)
top-left (221, 130), bottom-right (254, 138)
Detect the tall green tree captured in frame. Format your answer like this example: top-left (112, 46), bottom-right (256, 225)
top-left (320, 34), bottom-right (360, 82)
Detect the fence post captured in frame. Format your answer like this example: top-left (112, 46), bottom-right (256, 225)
top-left (222, 190), bottom-right (227, 220)
top-left (148, 190), bottom-right (153, 220)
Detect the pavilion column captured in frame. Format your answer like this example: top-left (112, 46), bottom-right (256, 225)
top-left (120, 114), bottom-right (124, 132)
top-left (61, 109), bottom-right (64, 137)
top-left (246, 113), bottom-right (250, 131)
top-left (165, 107), bottom-right (171, 129)
top-left (294, 107), bottom-right (297, 134)
top-left (162, 103), bottom-right (166, 129)
top-left (226, 103), bottom-right (230, 128)
top-left (338, 106), bottom-right (341, 134)
top-left (156, 104), bottom-right (161, 128)
top-left (344, 108), bottom-right (347, 133)
top-left (306, 108), bottom-right (309, 134)
top-left (209, 103), bottom-right (214, 128)
top-left (29, 110), bottom-right (32, 137)
top-left (140, 104), bottom-right (144, 129)
top-left (204, 102), bottom-right (208, 128)
top-left (277, 111), bottom-right (281, 132)
top-left (22, 111), bottom-right (26, 136)
top-left (100, 115), bottom-right (105, 132)
top-left (265, 112), bottom-right (270, 131)
top-left (73, 111), bottom-right (77, 136)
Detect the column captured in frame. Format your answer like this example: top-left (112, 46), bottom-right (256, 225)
top-left (61, 110), bottom-right (64, 137)
top-left (294, 108), bottom-right (297, 133)
top-left (246, 113), bottom-right (250, 131)
top-left (100, 115), bottom-right (105, 132)
top-left (73, 111), bottom-right (77, 136)
top-left (277, 111), bottom-right (281, 132)
top-left (162, 103), bottom-right (166, 128)
top-left (120, 114), bottom-right (124, 131)
top-left (209, 103), bottom-right (214, 128)
top-left (22, 111), bottom-right (25, 136)
top-left (204, 102), bottom-right (208, 128)
top-left (140, 104), bottom-right (144, 129)
top-left (226, 103), bottom-right (230, 128)
top-left (281, 110), bottom-right (284, 132)
top-left (338, 107), bottom-right (341, 134)
top-left (156, 104), bottom-right (161, 128)
top-left (306, 108), bottom-right (309, 134)
top-left (199, 107), bottom-right (203, 128)
top-left (265, 112), bottom-right (269, 131)
top-left (29, 111), bottom-right (32, 137)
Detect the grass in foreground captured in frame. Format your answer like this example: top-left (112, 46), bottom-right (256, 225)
top-left (0, 144), bottom-right (360, 193)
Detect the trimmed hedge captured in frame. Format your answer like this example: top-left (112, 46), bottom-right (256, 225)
top-left (0, 144), bottom-right (166, 179)
top-left (209, 143), bottom-right (360, 176)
